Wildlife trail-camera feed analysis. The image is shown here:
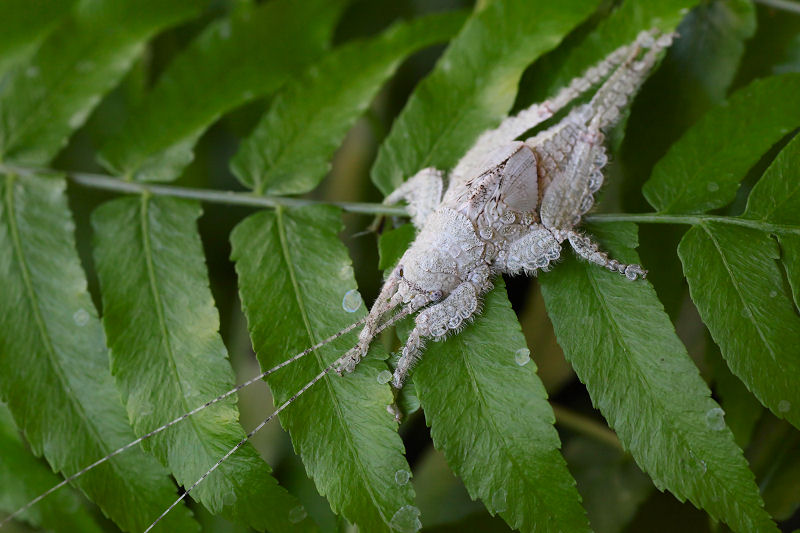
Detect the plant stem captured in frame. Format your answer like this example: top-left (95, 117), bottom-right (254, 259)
top-left (3, 164), bottom-right (799, 235)
top-left (587, 213), bottom-right (800, 235)
top-left (551, 404), bottom-right (624, 451)
top-left (1, 164), bottom-right (407, 216)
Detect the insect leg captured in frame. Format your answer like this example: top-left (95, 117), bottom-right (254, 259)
top-left (392, 281), bottom-right (481, 389)
top-left (383, 167), bottom-right (444, 229)
top-left (449, 30), bottom-right (662, 186)
top-left (566, 230), bottom-right (647, 280)
top-left (335, 268), bottom-right (404, 374)
top-left (497, 225), bottom-right (562, 276)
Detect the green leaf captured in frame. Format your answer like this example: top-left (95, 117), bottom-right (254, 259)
top-left (99, 0), bottom-right (348, 183)
top-left (231, 10), bottom-right (467, 195)
top-left (378, 223), bottom-right (416, 271)
top-left (539, 222), bottom-right (777, 533)
top-left (0, 0), bottom-right (75, 77)
top-left (415, 279), bottom-right (589, 533)
top-left (521, 0), bottom-right (699, 104)
top-left (231, 205), bottom-right (414, 532)
top-left (678, 222), bottom-right (800, 430)
top-left (370, 0), bottom-right (597, 196)
top-left (91, 195), bottom-right (314, 532)
top-left (618, 0), bottom-right (755, 198)
top-left (0, 0), bottom-right (203, 166)
top-left (0, 403), bottom-right (104, 533)
top-left (0, 172), bottom-right (197, 533)
top-left (642, 73), bottom-right (800, 214)
top-left (744, 132), bottom-right (800, 307)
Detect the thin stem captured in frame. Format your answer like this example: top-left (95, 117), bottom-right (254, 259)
top-left (753, 0), bottom-right (800, 15)
top-left (551, 404), bottom-right (623, 451)
top-left (3, 163), bottom-right (799, 235)
top-left (587, 213), bottom-right (800, 235)
top-left (0, 164), bottom-right (408, 217)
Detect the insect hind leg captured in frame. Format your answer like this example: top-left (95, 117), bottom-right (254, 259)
top-left (392, 282), bottom-right (480, 389)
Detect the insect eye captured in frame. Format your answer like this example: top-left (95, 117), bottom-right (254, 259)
top-left (429, 290), bottom-right (443, 302)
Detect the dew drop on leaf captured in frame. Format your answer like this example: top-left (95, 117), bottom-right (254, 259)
top-left (704, 407), bottom-right (725, 431)
top-left (72, 309), bottom-right (89, 326)
top-left (686, 450), bottom-right (707, 474)
top-left (342, 289), bottom-right (362, 313)
top-left (377, 370), bottom-right (392, 384)
top-left (778, 400), bottom-right (791, 413)
top-left (222, 491), bottom-right (237, 507)
top-left (514, 348), bottom-right (531, 366)
top-left (769, 290), bottom-right (778, 298)
top-left (390, 505), bottom-right (421, 533)
top-left (706, 182), bottom-right (719, 192)
top-left (491, 488), bottom-right (508, 513)
top-left (288, 505), bottom-right (307, 524)
top-left (395, 469), bottom-right (411, 486)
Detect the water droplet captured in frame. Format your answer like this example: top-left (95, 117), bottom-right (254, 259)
top-left (68, 110), bottom-right (87, 129)
top-left (778, 400), bottom-right (791, 413)
top-left (377, 370), bottom-right (392, 384)
top-left (769, 290), bottom-right (778, 298)
top-left (514, 348), bottom-right (531, 366)
top-left (390, 505), bottom-right (421, 533)
top-left (218, 20), bottom-right (231, 39)
top-left (706, 182), bottom-right (719, 192)
top-left (448, 244), bottom-right (462, 257)
top-left (288, 505), bottom-right (307, 524)
top-left (342, 289), bottom-right (362, 313)
top-left (491, 488), bottom-right (507, 513)
top-left (395, 469), bottom-right (411, 486)
top-left (76, 60), bottom-right (94, 72)
top-left (686, 450), bottom-right (707, 474)
top-left (72, 309), bottom-right (89, 326)
top-left (25, 65), bottom-right (40, 78)
top-left (704, 407), bottom-right (725, 431)
top-left (222, 491), bottom-right (237, 506)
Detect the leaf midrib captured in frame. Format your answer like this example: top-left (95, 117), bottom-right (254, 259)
top-left (273, 206), bottom-right (391, 529)
top-left (138, 194), bottom-right (223, 484)
top-left (456, 335), bottom-right (561, 524)
top-left (699, 222), bottom-right (777, 363)
top-left (583, 257), bottom-right (752, 517)
top-left (2, 33), bottom-right (141, 158)
top-left (2, 173), bottom-right (115, 475)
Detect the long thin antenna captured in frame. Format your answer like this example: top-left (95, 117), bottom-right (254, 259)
top-left (0, 316), bottom-right (368, 529)
top-left (144, 307), bottom-right (413, 533)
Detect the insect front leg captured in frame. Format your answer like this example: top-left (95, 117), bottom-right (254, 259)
top-left (384, 167), bottom-right (444, 229)
top-left (392, 278), bottom-right (484, 389)
top-left (335, 268), bottom-right (404, 375)
top-left (565, 230), bottom-right (647, 280)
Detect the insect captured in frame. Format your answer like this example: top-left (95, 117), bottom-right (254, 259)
top-left (3, 28), bottom-right (673, 532)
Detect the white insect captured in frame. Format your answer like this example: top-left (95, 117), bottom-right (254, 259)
top-left (2, 28), bottom-right (673, 532)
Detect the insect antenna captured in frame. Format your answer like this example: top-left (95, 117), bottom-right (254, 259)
top-left (144, 306), bottom-right (414, 533)
top-left (0, 315), bottom-right (369, 529)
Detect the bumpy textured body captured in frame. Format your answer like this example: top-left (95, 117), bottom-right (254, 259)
top-left (337, 30), bottom-right (674, 389)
